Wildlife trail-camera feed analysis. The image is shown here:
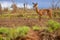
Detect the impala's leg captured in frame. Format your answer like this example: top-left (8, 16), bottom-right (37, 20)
top-left (48, 13), bottom-right (52, 19)
top-left (38, 12), bottom-right (42, 21)
top-left (47, 11), bottom-right (52, 19)
top-left (39, 15), bottom-right (42, 21)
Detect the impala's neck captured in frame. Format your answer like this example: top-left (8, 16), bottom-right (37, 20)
top-left (35, 7), bottom-right (39, 13)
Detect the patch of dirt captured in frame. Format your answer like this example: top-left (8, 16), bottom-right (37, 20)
top-left (24, 29), bottom-right (39, 40)
top-left (14, 29), bottom-right (39, 40)
top-left (0, 17), bottom-right (60, 27)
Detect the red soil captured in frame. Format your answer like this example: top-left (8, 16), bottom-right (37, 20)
top-left (0, 17), bottom-right (60, 27)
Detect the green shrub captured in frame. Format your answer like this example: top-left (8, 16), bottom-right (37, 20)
top-left (46, 27), bottom-right (54, 32)
top-left (0, 36), bottom-right (3, 40)
top-left (8, 28), bottom-right (18, 39)
top-left (47, 20), bottom-right (60, 32)
top-left (0, 27), bottom-right (17, 40)
top-left (0, 37), bottom-right (10, 40)
top-left (0, 26), bottom-right (30, 40)
top-left (0, 27), bottom-right (10, 36)
top-left (0, 27), bottom-right (11, 40)
top-left (32, 26), bottom-right (40, 31)
top-left (16, 26), bottom-right (30, 37)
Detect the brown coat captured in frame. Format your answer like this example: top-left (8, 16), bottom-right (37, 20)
top-left (33, 3), bottom-right (52, 20)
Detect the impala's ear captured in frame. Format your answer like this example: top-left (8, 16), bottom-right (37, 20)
top-left (32, 2), bottom-right (35, 4)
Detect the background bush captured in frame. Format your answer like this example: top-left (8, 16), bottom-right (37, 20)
top-left (32, 26), bottom-right (41, 31)
top-left (0, 26), bottom-right (30, 40)
top-left (16, 26), bottom-right (30, 37)
top-left (47, 20), bottom-right (60, 32)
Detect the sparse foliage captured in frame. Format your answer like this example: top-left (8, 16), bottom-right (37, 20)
top-left (47, 20), bottom-right (60, 32)
top-left (32, 26), bottom-right (40, 31)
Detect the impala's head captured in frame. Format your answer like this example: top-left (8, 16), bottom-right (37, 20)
top-left (32, 3), bottom-right (38, 8)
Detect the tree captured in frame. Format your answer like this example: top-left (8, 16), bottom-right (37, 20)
top-left (51, 0), bottom-right (60, 9)
top-left (3, 8), bottom-right (8, 12)
top-left (23, 0), bottom-right (28, 13)
top-left (0, 3), bottom-right (2, 14)
top-left (51, 0), bottom-right (60, 17)
top-left (11, 0), bottom-right (17, 13)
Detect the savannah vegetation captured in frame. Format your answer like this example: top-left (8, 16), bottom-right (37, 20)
top-left (0, 20), bottom-right (60, 40)
top-left (0, 0), bottom-right (60, 40)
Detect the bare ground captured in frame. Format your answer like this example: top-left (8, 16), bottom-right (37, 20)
top-left (0, 17), bottom-right (60, 27)
top-left (0, 17), bottom-right (60, 40)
